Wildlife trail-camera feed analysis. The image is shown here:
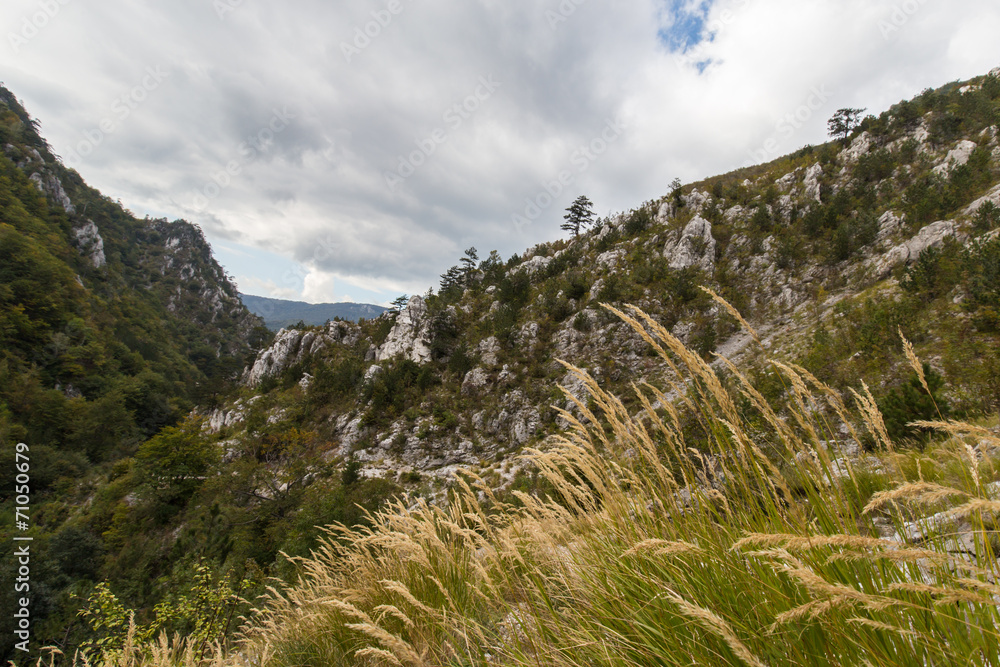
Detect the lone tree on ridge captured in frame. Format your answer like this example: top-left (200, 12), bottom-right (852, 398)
top-left (562, 195), bottom-right (595, 237)
top-left (828, 108), bottom-right (867, 144)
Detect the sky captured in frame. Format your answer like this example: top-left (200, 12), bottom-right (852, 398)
top-left (2, 0), bottom-right (999, 306)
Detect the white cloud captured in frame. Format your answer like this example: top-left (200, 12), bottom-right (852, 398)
top-left (2, 0), bottom-right (998, 301)
top-left (236, 277), bottom-right (300, 301)
top-left (301, 268), bottom-right (338, 305)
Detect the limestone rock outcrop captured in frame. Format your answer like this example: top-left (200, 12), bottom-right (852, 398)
top-left (29, 170), bottom-right (74, 213)
top-left (376, 295), bottom-right (432, 364)
top-left (664, 216), bottom-right (716, 272)
top-left (964, 182), bottom-right (1000, 216)
top-left (875, 221), bottom-right (957, 277)
top-left (933, 140), bottom-right (977, 175)
top-left (803, 163), bottom-right (823, 203)
top-left (72, 220), bottom-right (106, 268)
top-left (244, 328), bottom-right (331, 386)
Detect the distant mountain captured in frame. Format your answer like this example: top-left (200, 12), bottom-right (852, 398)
top-left (240, 293), bottom-right (388, 330)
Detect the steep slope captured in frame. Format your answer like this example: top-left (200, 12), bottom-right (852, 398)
top-left (230, 67), bottom-right (1000, 479)
top-left (15, 68), bottom-right (1000, 661)
top-left (0, 86), bottom-right (267, 660)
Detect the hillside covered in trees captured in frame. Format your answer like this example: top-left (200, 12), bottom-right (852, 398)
top-left (0, 86), bottom-right (267, 660)
top-left (4, 65), bottom-right (1000, 665)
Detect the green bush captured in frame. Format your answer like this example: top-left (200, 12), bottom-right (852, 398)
top-left (877, 363), bottom-right (950, 445)
top-left (962, 236), bottom-right (1000, 331)
top-left (624, 207), bottom-right (652, 235)
top-left (973, 201), bottom-right (1000, 233)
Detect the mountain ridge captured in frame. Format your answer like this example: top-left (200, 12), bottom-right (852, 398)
top-left (239, 293), bottom-right (388, 330)
top-left (3, 66), bottom-right (1000, 662)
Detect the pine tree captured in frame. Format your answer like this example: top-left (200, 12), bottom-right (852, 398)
top-left (562, 195), bottom-right (595, 237)
top-left (389, 294), bottom-right (409, 314)
top-left (827, 108), bottom-right (867, 144)
top-left (459, 247), bottom-right (478, 285)
top-left (439, 265), bottom-right (463, 293)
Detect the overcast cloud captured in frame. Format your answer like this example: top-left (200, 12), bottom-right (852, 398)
top-left (2, 0), bottom-right (999, 304)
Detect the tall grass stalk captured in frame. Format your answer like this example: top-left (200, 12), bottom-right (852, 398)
top-left (91, 303), bottom-right (1000, 666)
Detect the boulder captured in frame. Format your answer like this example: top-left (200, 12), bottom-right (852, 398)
top-left (376, 295), bottom-right (432, 364)
top-left (876, 211), bottom-right (905, 242)
top-left (775, 168), bottom-right (802, 191)
top-left (656, 200), bottom-right (675, 224)
top-left (724, 205), bottom-right (745, 224)
top-left (840, 131), bottom-right (871, 163)
top-left (244, 328), bottom-right (329, 385)
top-left (664, 216), bottom-right (716, 272)
top-left (462, 367), bottom-right (489, 396)
top-left (964, 182), bottom-right (1000, 216)
top-left (29, 170), bottom-right (74, 213)
top-left (72, 220), bottom-right (106, 268)
top-left (803, 163), bottom-right (823, 203)
top-left (515, 254), bottom-right (552, 276)
top-left (477, 336), bottom-right (502, 367)
top-left (933, 140), bottom-right (977, 175)
top-left (596, 248), bottom-right (625, 270)
top-left (875, 221), bottom-right (956, 277)
top-left (682, 189), bottom-right (711, 212)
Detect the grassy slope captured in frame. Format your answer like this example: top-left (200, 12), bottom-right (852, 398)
top-left (56, 69), bottom-right (1000, 664)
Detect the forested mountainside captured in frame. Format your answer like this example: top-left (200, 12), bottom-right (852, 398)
top-left (239, 293), bottom-right (388, 331)
top-left (4, 66), bottom-right (1000, 664)
top-left (227, 66), bottom-right (1000, 487)
top-left (0, 86), bottom-right (267, 660)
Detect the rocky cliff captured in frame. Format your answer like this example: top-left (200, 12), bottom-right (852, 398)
top-left (224, 67), bottom-right (1000, 498)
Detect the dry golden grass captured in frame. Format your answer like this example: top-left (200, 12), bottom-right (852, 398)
top-left (78, 301), bottom-right (1000, 666)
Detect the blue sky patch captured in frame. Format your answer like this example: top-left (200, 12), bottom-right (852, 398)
top-left (658, 0), bottom-right (714, 53)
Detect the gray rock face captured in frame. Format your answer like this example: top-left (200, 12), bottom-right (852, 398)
top-left (376, 295), bottom-right (432, 364)
top-left (72, 220), bottom-right (106, 268)
top-left (840, 131), bottom-right (871, 163)
top-left (964, 182), bottom-right (1000, 216)
top-left (803, 163), bottom-right (823, 203)
top-left (477, 336), bottom-right (501, 367)
top-left (462, 367), bottom-right (489, 396)
top-left (244, 328), bottom-right (329, 385)
top-left (877, 211), bottom-right (905, 242)
top-left (204, 397), bottom-right (260, 433)
top-left (875, 221), bottom-right (957, 277)
top-left (724, 205), bottom-right (745, 224)
top-left (29, 171), bottom-right (74, 213)
top-left (776, 168), bottom-right (802, 191)
top-left (596, 248), bottom-right (625, 271)
top-left (664, 216), bottom-right (716, 272)
top-left (513, 250), bottom-right (565, 277)
top-left (656, 200), bottom-right (675, 224)
top-left (517, 322), bottom-right (539, 347)
top-left (933, 140), bottom-right (977, 175)
top-left (682, 189), bottom-right (711, 212)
